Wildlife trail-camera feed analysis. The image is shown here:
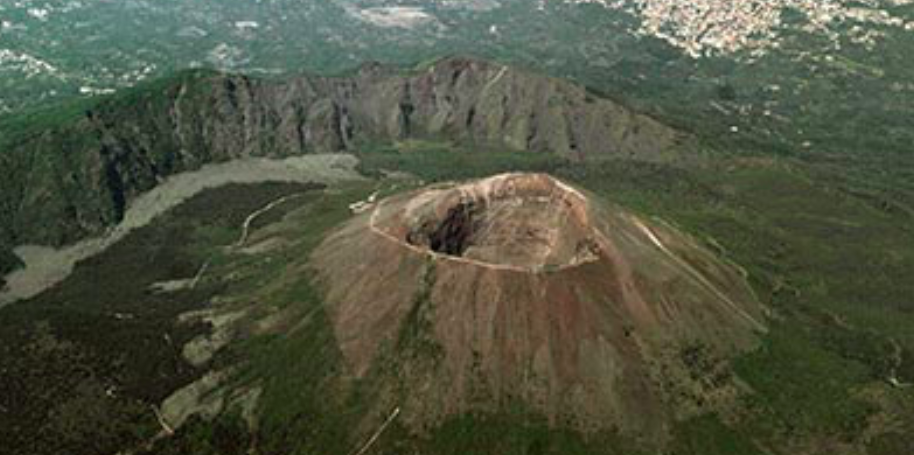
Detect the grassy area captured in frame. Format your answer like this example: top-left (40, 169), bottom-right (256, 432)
top-left (0, 246), bottom-right (22, 287)
top-left (377, 410), bottom-right (644, 455)
top-left (4, 136), bottom-right (913, 454)
top-left (149, 183), bottom-right (383, 455)
top-left (0, 70), bottom-right (215, 151)
top-left (671, 415), bottom-right (765, 455)
top-left (354, 139), bottom-right (914, 454)
top-left (0, 181), bottom-right (318, 455)
top-left (356, 139), bottom-right (569, 183)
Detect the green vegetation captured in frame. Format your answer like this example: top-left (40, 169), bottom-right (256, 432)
top-left (356, 139), bottom-right (568, 183)
top-left (2, 121), bottom-right (912, 454)
top-left (671, 415), bottom-right (764, 455)
top-left (0, 70), bottom-right (210, 151)
top-left (0, 247), bottom-right (21, 279)
top-left (1, 0), bottom-right (912, 450)
top-left (2, 131), bottom-right (912, 454)
top-left (395, 261), bottom-right (444, 360)
top-left (353, 139), bottom-right (914, 454)
top-left (378, 411), bottom-right (643, 455)
top-left (735, 320), bottom-right (874, 436)
top-left (148, 414), bottom-right (253, 455)
top-left (868, 431), bottom-right (914, 455)
top-left (2, 0), bottom-right (913, 205)
top-left (0, 96), bottom-right (98, 150)
top-left (208, 184), bottom-right (377, 455)
top-left (0, 181), bottom-right (318, 455)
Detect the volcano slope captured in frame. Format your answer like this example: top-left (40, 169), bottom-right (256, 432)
top-left (312, 173), bottom-right (767, 443)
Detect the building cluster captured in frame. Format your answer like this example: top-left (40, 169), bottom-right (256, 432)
top-left (566, 0), bottom-right (914, 57)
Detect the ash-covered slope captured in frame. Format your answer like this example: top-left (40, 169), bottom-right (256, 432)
top-left (312, 173), bottom-right (766, 442)
top-left (0, 57), bottom-right (685, 254)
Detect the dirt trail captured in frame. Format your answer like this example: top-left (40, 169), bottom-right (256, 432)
top-left (351, 408), bottom-right (400, 455)
top-left (888, 338), bottom-right (912, 388)
top-left (631, 216), bottom-right (767, 332)
top-left (235, 193), bottom-right (307, 247)
top-left (0, 154), bottom-right (360, 308)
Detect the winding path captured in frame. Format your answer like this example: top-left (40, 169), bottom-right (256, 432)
top-left (0, 154), bottom-right (360, 308)
top-left (235, 193), bottom-right (307, 247)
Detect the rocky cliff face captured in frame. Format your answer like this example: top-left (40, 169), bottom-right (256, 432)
top-left (0, 57), bottom-right (687, 253)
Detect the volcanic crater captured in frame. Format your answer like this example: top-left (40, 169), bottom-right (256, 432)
top-left (389, 173), bottom-right (599, 271)
top-left (312, 173), bottom-right (767, 441)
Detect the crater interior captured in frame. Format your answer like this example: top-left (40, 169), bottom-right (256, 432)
top-left (398, 173), bottom-right (600, 270)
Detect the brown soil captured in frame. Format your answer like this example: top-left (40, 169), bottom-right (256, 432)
top-left (311, 173), bottom-right (766, 441)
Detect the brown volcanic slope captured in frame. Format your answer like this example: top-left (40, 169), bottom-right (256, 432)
top-left (312, 173), bottom-right (766, 441)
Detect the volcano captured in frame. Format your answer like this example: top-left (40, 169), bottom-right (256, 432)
top-left (311, 173), bottom-right (766, 440)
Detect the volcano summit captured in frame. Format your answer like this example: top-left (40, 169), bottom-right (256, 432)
top-left (384, 173), bottom-right (596, 271)
top-left (312, 173), bottom-right (767, 441)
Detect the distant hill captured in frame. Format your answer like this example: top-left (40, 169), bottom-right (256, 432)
top-left (0, 57), bottom-right (688, 270)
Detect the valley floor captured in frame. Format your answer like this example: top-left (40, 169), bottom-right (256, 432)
top-left (0, 154), bottom-right (360, 307)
